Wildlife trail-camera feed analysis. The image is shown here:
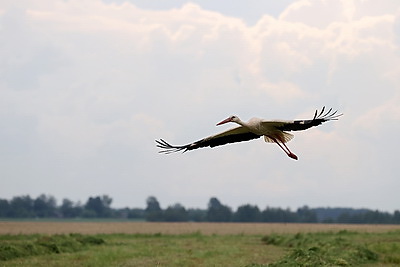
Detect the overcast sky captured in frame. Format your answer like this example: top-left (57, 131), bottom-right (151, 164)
top-left (1, 0), bottom-right (400, 212)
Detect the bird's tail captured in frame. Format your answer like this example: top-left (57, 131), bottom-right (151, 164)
top-left (264, 132), bottom-right (294, 143)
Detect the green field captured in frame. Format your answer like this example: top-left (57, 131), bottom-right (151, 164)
top-left (1, 229), bottom-right (400, 266)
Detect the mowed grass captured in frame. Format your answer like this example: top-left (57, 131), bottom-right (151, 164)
top-left (261, 230), bottom-right (400, 266)
top-left (1, 233), bottom-right (283, 266)
top-left (1, 223), bottom-right (400, 266)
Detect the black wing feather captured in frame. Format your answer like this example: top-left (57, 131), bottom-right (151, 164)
top-left (156, 132), bottom-right (261, 154)
top-left (277, 106), bottom-right (343, 132)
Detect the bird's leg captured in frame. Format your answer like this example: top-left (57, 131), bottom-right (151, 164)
top-left (271, 137), bottom-right (298, 160)
top-left (281, 142), bottom-right (298, 160)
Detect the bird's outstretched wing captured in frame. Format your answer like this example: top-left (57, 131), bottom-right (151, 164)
top-left (156, 126), bottom-right (261, 154)
top-left (274, 107), bottom-right (342, 132)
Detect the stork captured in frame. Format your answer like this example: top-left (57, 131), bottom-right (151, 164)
top-left (156, 107), bottom-right (342, 160)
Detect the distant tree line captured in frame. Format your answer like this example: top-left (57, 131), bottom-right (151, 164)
top-left (1, 194), bottom-right (400, 224)
top-left (0, 194), bottom-right (143, 220)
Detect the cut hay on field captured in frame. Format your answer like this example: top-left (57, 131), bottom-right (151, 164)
top-left (1, 222), bottom-right (400, 235)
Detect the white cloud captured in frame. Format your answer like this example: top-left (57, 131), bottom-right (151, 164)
top-left (280, 0), bottom-right (343, 28)
top-left (355, 98), bottom-right (400, 138)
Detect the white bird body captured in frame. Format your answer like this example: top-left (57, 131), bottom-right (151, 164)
top-left (156, 107), bottom-right (342, 160)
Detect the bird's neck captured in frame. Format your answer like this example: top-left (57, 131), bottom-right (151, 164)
top-left (235, 119), bottom-right (248, 128)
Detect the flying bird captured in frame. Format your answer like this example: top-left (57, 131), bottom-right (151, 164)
top-left (156, 107), bottom-right (342, 160)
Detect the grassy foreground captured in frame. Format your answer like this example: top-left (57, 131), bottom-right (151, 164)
top-left (1, 230), bottom-right (400, 266)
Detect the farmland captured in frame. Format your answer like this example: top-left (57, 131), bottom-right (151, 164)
top-left (1, 222), bottom-right (400, 266)
top-left (2, 221), bottom-right (400, 235)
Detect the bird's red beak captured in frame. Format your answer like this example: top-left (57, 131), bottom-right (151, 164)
top-left (216, 117), bottom-right (232, 126)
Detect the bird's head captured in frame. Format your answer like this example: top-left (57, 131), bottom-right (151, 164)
top-left (216, 115), bottom-right (240, 126)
